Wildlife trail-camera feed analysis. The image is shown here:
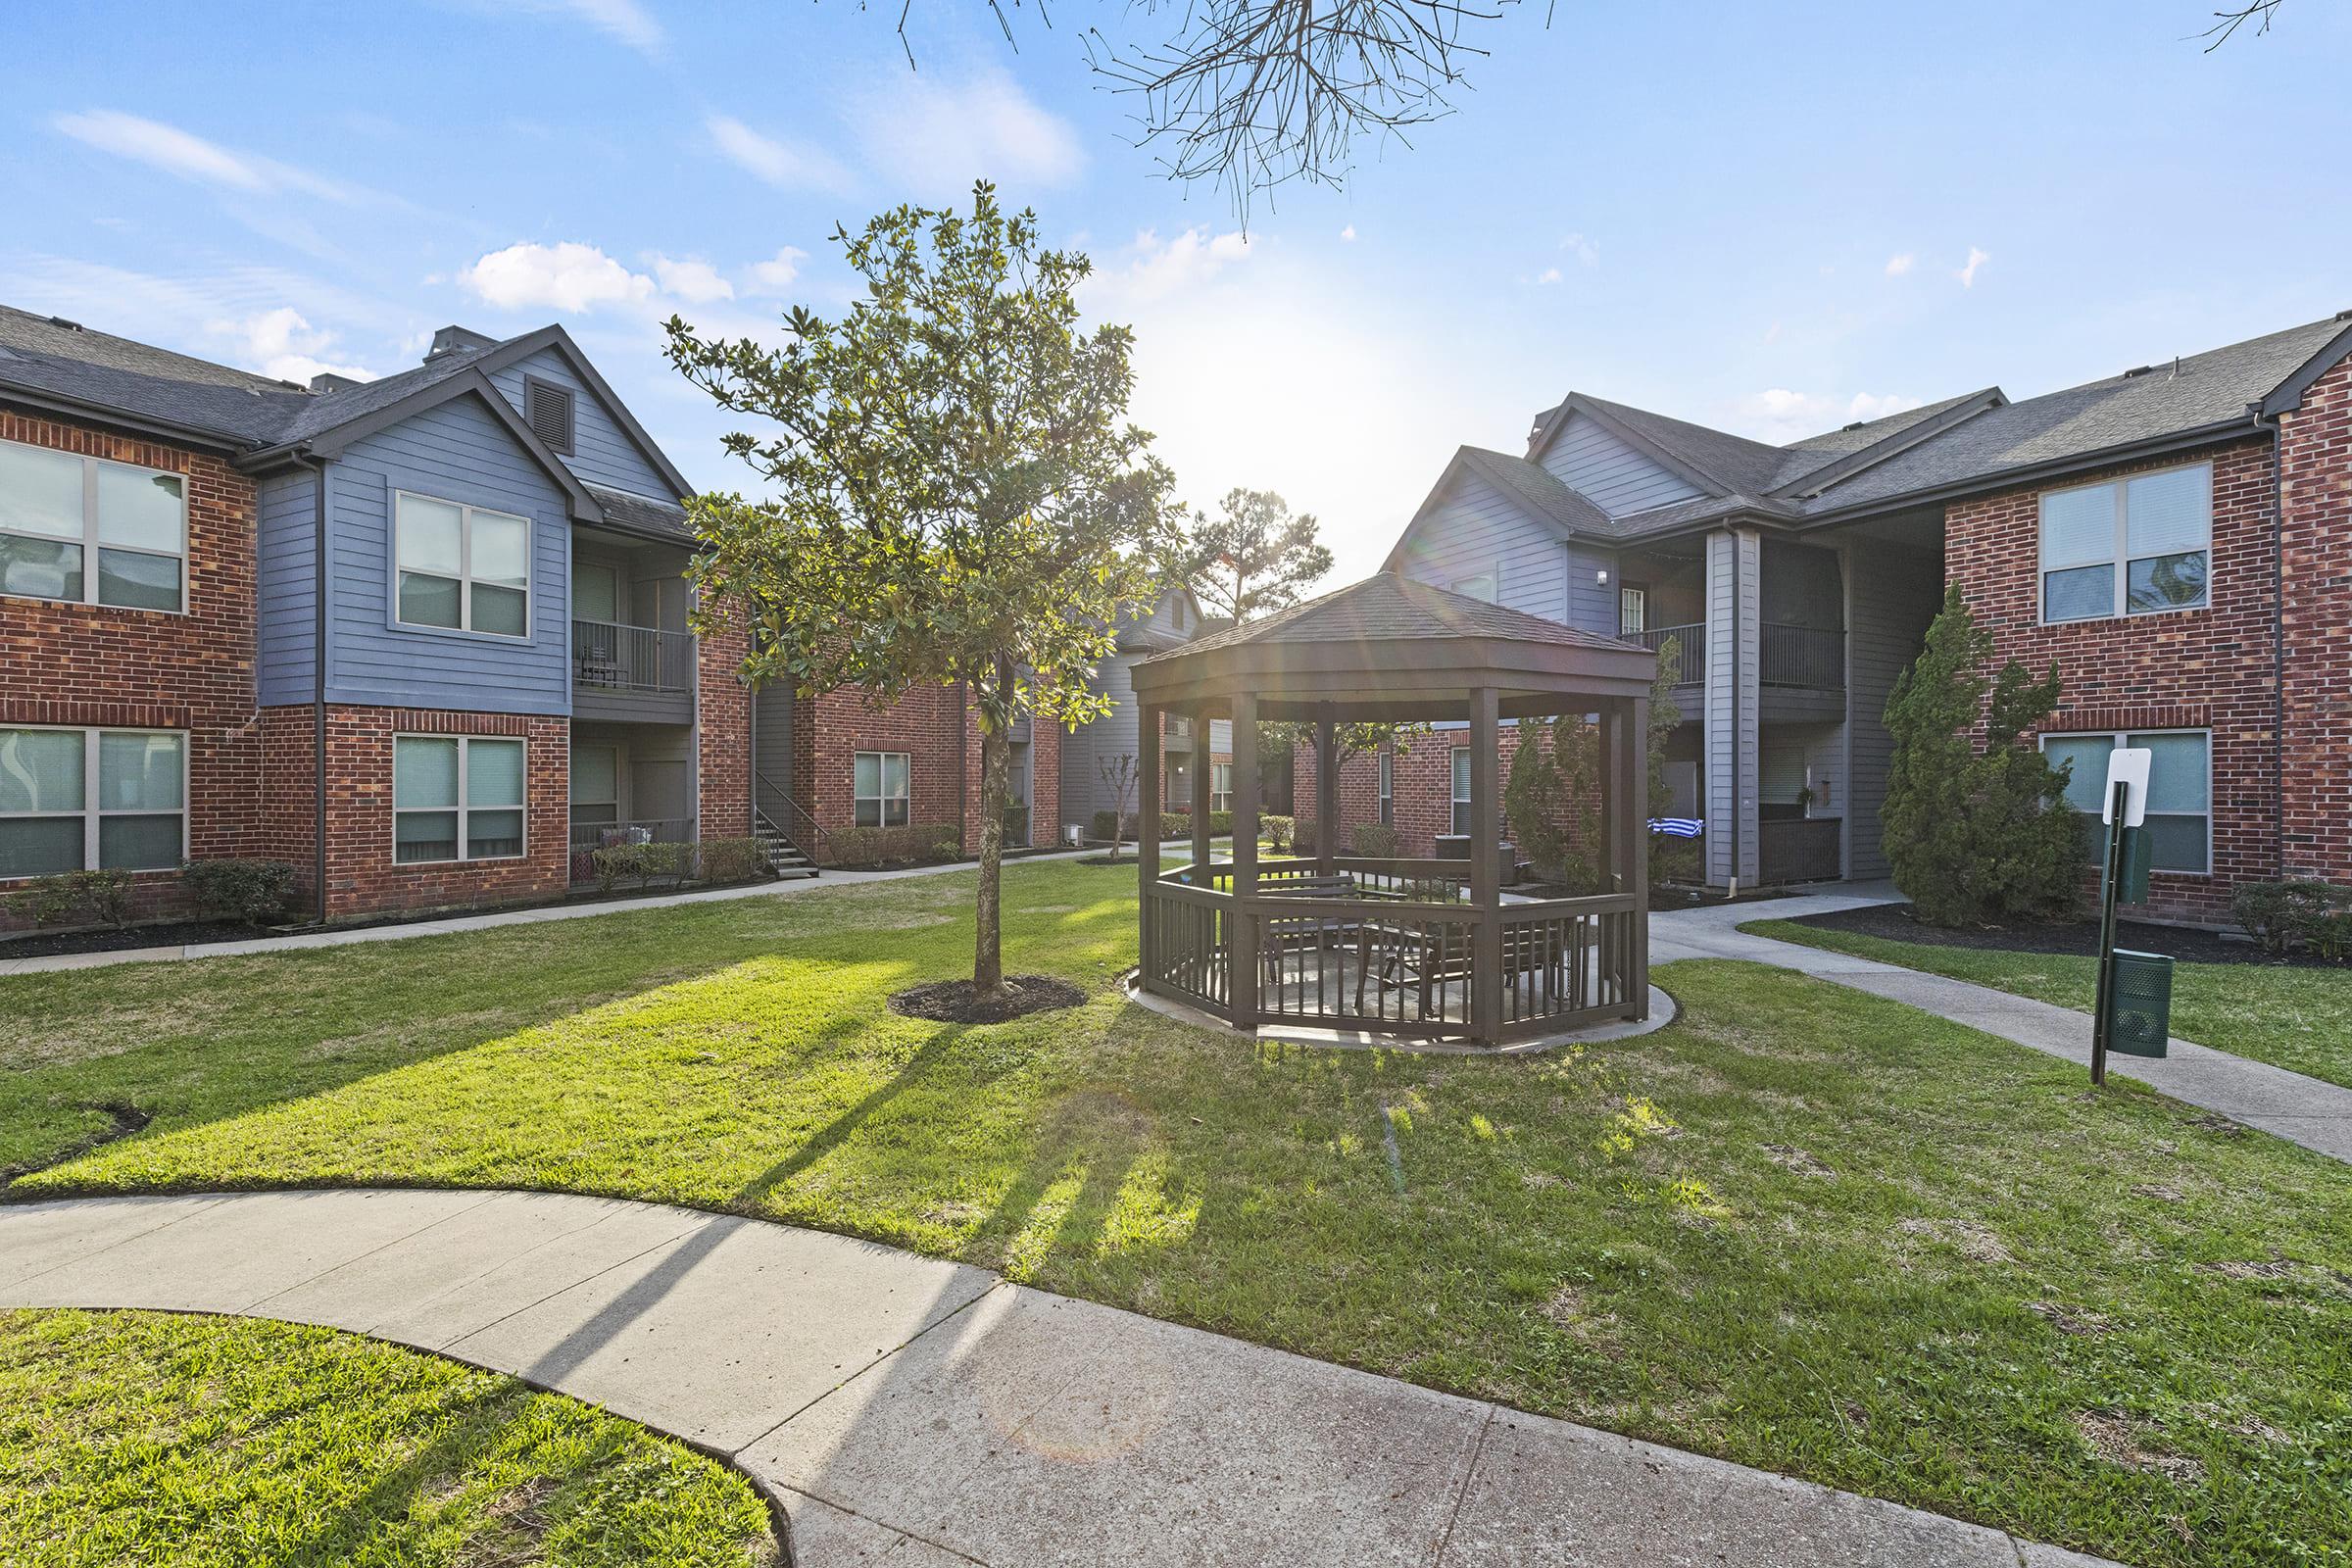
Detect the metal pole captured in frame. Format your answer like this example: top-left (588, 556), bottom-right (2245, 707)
top-left (2090, 776), bottom-right (2129, 1087)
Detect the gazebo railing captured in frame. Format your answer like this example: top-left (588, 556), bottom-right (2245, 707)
top-left (1144, 878), bottom-right (1234, 1012)
top-left (1498, 894), bottom-right (1642, 1025)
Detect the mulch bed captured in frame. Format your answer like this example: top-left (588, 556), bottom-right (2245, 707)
top-left (0, 918), bottom-right (270, 958)
top-left (888, 974), bottom-right (1088, 1023)
top-left (1782, 902), bottom-right (2342, 969)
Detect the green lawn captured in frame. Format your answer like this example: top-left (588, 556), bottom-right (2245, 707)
top-left (1743, 916), bottom-right (2352, 1090)
top-left (4, 860), bottom-right (2350, 1566)
top-left (0, 1307), bottom-right (775, 1567)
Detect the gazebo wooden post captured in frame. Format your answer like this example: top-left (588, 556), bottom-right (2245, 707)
top-left (1190, 712), bottom-right (1212, 878)
top-left (1137, 701), bottom-right (1160, 988)
top-left (1595, 700), bottom-right (1624, 993)
top-left (1624, 696), bottom-right (1650, 1013)
top-left (1314, 706), bottom-right (1338, 874)
top-left (1469, 685), bottom-right (1501, 1044)
top-left (1229, 691), bottom-right (1260, 1028)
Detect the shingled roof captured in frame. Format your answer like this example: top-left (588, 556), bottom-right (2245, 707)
top-left (1143, 571), bottom-right (1640, 663)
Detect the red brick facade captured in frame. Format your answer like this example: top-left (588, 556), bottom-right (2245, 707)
top-left (795, 681), bottom-right (1065, 855)
top-left (2278, 353), bottom-right (2352, 890)
top-left (1944, 436), bottom-right (2280, 922)
top-left (697, 601), bottom-right (753, 840)
top-left (1292, 728), bottom-right (1522, 857)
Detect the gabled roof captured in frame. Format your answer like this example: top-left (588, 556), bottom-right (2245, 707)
top-left (1383, 444), bottom-right (1619, 571)
top-left (1148, 571), bottom-right (1637, 662)
top-left (0, 304), bottom-right (312, 448)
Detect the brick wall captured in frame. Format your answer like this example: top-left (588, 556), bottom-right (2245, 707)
top-left (1943, 435), bottom-right (2279, 922)
top-left (795, 680), bottom-right (1069, 856)
top-left (0, 411), bottom-right (262, 929)
top-left (1290, 728), bottom-right (1523, 857)
top-left (2278, 351), bottom-right (2352, 889)
top-left (697, 600), bottom-right (753, 840)
top-left (315, 706), bottom-right (569, 918)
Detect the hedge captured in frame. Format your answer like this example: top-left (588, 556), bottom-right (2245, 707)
top-left (828, 822), bottom-right (963, 868)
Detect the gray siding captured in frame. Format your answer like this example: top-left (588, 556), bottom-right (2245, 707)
top-left (1535, 411), bottom-right (1703, 516)
top-left (256, 466), bottom-right (319, 706)
top-left (1704, 527), bottom-right (1761, 886)
top-left (752, 684), bottom-right (794, 807)
top-left (1564, 543), bottom-right (1619, 635)
top-left (325, 392), bottom-right (574, 715)
top-left (1394, 469), bottom-right (1599, 625)
top-left (1063, 650), bottom-right (1148, 823)
top-left (489, 346), bottom-right (672, 499)
top-left (1843, 540), bottom-right (1943, 878)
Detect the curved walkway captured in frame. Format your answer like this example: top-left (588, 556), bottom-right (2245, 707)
top-left (1, 1188), bottom-right (2115, 1568)
top-left (1656, 889), bottom-right (2352, 1164)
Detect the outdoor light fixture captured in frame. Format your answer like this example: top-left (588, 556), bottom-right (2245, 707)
top-left (1596, 567), bottom-right (1610, 585)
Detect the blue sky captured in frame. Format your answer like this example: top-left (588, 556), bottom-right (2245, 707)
top-left (6, 0), bottom-right (2346, 578)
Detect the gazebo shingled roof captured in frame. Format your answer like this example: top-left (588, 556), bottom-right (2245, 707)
top-left (1148, 571), bottom-right (1639, 660)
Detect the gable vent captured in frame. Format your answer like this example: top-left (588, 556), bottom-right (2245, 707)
top-left (525, 377), bottom-right (575, 456)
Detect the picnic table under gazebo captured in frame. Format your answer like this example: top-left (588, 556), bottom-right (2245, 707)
top-left (1128, 573), bottom-right (1657, 1048)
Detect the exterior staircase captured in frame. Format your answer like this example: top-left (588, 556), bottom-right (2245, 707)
top-left (755, 824), bottom-right (819, 879)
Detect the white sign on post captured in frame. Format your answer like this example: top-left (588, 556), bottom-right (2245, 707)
top-left (2102, 747), bottom-right (2151, 827)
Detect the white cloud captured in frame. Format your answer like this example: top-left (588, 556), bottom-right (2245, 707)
top-left (1731, 388), bottom-right (1924, 443)
top-left (742, 246), bottom-right (809, 296)
top-left (460, 241), bottom-right (655, 313)
top-left (1885, 252), bottom-right (1916, 276)
top-left (1559, 232), bottom-right (1598, 267)
top-left (1534, 267), bottom-right (1564, 286)
top-left (208, 307), bottom-right (376, 384)
top-left (1084, 227), bottom-right (1254, 311)
top-left (474, 0), bottom-right (662, 55)
top-left (705, 114), bottom-right (854, 195)
top-left (1340, 224), bottom-right (1357, 242)
top-left (53, 110), bottom-right (357, 204)
top-left (1956, 246), bottom-right (1990, 287)
top-left (648, 254), bottom-right (734, 304)
top-left (854, 71), bottom-right (1084, 194)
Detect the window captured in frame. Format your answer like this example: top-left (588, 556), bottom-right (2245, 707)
top-left (1171, 596), bottom-right (1187, 632)
top-left (569, 744), bottom-right (618, 829)
top-left (1619, 585), bottom-right (1647, 636)
top-left (2040, 729), bottom-right (2210, 874)
top-left (1450, 748), bottom-right (1472, 836)
top-left (524, 376), bottom-right (575, 455)
top-left (0, 438), bottom-right (186, 612)
top-left (1211, 762), bottom-right (1232, 814)
top-left (1378, 747), bottom-right (1394, 826)
top-left (394, 735), bottom-right (526, 863)
top-left (854, 751), bottom-right (909, 827)
top-left (0, 726), bottom-right (185, 877)
top-left (2039, 463), bottom-right (2210, 623)
top-left (395, 492), bottom-right (531, 638)
top-left (1452, 572), bottom-right (1496, 604)
top-left (572, 562), bottom-right (620, 625)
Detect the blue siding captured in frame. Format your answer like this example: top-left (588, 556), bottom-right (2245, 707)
top-left (1394, 470), bottom-right (1577, 622)
top-left (488, 346), bottom-right (672, 499)
top-left (325, 392), bottom-right (573, 715)
top-left (1564, 543), bottom-right (1620, 636)
top-left (1536, 412), bottom-right (1703, 516)
top-left (256, 466), bottom-right (319, 706)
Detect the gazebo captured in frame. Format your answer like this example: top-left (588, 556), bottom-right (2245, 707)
top-left (1129, 573), bottom-right (1657, 1048)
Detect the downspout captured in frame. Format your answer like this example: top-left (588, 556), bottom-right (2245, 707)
top-left (291, 451), bottom-right (330, 924)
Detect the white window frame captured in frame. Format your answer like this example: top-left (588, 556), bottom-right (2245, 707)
top-left (1450, 747), bottom-right (1473, 837)
top-left (392, 733), bottom-right (529, 865)
top-left (1211, 761), bottom-right (1233, 815)
top-left (1619, 585), bottom-right (1647, 636)
top-left (1378, 746), bottom-right (1394, 826)
top-left (854, 751), bottom-right (910, 828)
top-left (393, 489), bottom-right (534, 640)
top-left (2037, 461), bottom-right (2211, 625)
top-left (0, 724), bottom-right (188, 876)
top-left (1452, 570), bottom-right (1497, 604)
top-left (0, 437), bottom-right (189, 614)
top-left (2039, 727), bottom-right (2213, 876)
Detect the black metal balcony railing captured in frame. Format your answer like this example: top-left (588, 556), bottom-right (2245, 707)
top-left (1629, 623), bottom-right (1705, 681)
top-left (572, 618), bottom-right (694, 694)
top-left (1759, 623), bottom-right (1844, 690)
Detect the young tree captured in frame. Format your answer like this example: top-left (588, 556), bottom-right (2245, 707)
top-left (1171, 487), bottom-right (1334, 624)
top-left (1100, 754), bottom-right (1141, 861)
top-left (667, 184), bottom-right (1175, 999)
top-left (1504, 713), bottom-right (1602, 891)
top-left (1646, 634), bottom-right (1695, 885)
top-left (1881, 586), bottom-right (2084, 925)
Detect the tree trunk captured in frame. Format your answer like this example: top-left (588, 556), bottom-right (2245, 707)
top-left (972, 670), bottom-right (1012, 995)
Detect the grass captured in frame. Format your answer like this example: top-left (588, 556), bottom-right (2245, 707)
top-left (0, 1307), bottom-right (776, 1567)
top-left (1743, 916), bottom-right (2352, 1089)
top-left (2, 858), bottom-right (2349, 1566)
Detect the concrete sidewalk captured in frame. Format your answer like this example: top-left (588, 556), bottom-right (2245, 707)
top-left (0, 1189), bottom-right (2118, 1568)
top-left (1655, 888), bottom-right (2352, 1164)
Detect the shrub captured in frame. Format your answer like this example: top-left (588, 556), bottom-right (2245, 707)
top-left (1102, 810), bottom-right (1188, 843)
top-left (2314, 909), bottom-right (2352, 963)
top-left (591, 842), bottom-right (651, 893)
top-left (642, 841), bottom-right (694, 889)
top-left (2231, 880), bottom-right (2351, 956)
top-left (1882, 586), bottom-right (2083, 925)
top-left (1352, 822), bottom-right (1404, 858)
top-left (1262, 814), bottom-right (1295, 853)
top-left (696, 837), bottom-right (773, 886)
top-left (1292, 817), bottom-right (1319, 855)
top-left (1506, 713), bottom-right (1603, 892)
top-left (1091, 808), bottom-right (1120, 842)
top-left (6, 868), bottom-right (135, 930)
top-left (830, 823), bottom-right (963, 868)
top-left (182, 858), bottom-right (297, 925)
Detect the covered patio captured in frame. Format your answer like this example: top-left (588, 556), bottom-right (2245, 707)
top-left (1130, 574), bottom-right (1657, 1048)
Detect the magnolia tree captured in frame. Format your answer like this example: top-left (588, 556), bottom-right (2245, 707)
top-left (667, 184), bottom-right (1175, 998)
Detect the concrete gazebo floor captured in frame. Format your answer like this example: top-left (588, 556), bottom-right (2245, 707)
top-left (1124, 970), bottom-right (1679, 1055)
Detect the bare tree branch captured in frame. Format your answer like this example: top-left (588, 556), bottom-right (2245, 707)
top-left (2200, 0), bottom-right (2283, 49)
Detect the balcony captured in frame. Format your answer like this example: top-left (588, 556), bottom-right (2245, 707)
top-left (1629, 623), bottom-right (1704, 683)
top-left (572, 617), bottom-right (695, 723)
top-left (1759, 622), bottom-right (1843, 691)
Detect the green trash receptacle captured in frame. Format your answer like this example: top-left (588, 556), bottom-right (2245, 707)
top-left (2109, 950), bottom-right (2174, 1057)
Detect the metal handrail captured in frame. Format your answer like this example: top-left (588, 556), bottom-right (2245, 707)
top-left (1629, 623), bottom-right (1704, 680)
top-left (1759, 622), bottom-right (1844, 690)
top-left (755, 767), bottom-right (829, 861)
top-left (572, 617), bottom-right (695, 695)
